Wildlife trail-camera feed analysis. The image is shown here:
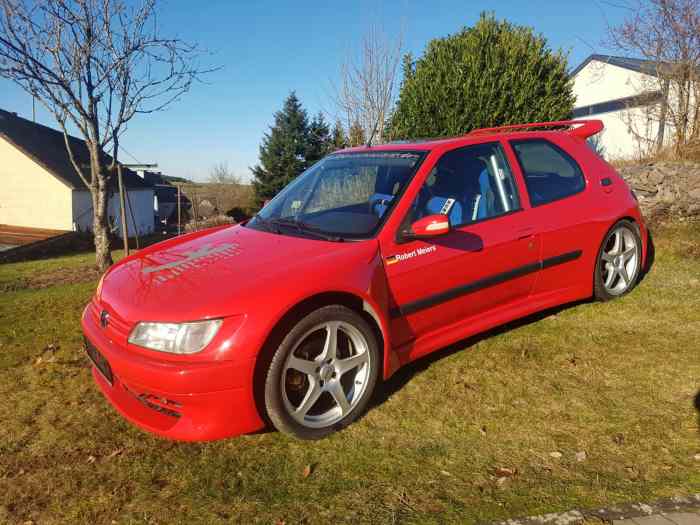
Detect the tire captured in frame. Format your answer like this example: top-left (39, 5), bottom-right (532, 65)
top-left (594, 219), bottom-right (643, 301)
top-left (264, 305), bottom-right (380, 440)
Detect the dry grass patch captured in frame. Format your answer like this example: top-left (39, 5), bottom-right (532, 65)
top-left (0, 223), bottom-right (699, 524)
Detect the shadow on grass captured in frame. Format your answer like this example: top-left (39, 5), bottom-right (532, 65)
top-left (637, 227), bottom-right (656, 286)
top-left (372, 299), bottom-right (590, 409)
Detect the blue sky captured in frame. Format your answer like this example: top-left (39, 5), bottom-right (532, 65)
top-left (1, 0), bottom-right (626, 182)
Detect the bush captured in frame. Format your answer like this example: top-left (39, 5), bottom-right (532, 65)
top-left (183, 215), bottom-right (234, 233)
top-left (389, 13), bottom-right (575, 139)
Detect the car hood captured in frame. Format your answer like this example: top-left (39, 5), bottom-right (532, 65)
top-left (98, 224), bottom-right (378, 324)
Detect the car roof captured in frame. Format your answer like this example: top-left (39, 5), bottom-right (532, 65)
top-left (337, 119), bottom-right (604, 154)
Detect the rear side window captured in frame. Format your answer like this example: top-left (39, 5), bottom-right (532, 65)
top-left (511, 139), bottom-right (585, 206)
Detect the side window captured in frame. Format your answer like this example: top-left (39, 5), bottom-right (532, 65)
top-left (511, 139), bottom-right (585, 206)
top-left (405, 143), bottom-right (521, 228)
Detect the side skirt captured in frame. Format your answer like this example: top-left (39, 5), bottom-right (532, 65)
top-left (393, 284), bottom-right (589, 367)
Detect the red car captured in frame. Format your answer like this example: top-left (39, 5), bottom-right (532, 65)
top-left (82, 120), bottom-right (650, 441)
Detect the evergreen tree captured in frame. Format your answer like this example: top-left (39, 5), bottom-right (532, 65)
top-left (331, 119), bottom-right (348, 151)
top-left (252, 92), bottom-right (310, 202)
top-left (389, 13), bottom-right (574, 139)
top-left (348, 120), bottom-right (366, 147)
top-left (306, 112), bottom-right (332, 164)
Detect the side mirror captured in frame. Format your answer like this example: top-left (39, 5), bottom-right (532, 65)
top-left (407, 214), bottom-right (450, 239)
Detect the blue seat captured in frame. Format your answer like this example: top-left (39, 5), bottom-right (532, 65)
top-left (475, 168), bottom-right (490, 220)
top-left (426, 196), bottom-right (464, 225)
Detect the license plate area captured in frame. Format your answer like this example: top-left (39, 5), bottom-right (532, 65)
top-left (84, 338), bottom-right (114, 386)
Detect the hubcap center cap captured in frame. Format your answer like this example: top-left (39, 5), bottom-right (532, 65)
top-left (614, 255), bottom-right (623, 266)
top-left (319, 364), bottom-right (334, 382)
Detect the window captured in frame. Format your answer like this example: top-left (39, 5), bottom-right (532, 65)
top-left (511, 139), bottom-right (585, 206)
top-left (248, 152), bottom-right (424, 238)
top-left (404, 143), bottom-right (521, 229)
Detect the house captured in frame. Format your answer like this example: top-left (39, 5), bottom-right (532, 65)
top-left (136, 170), bottom-right (191, 227)
top-left (571, 54), bottom-right (672, 160)
top-left (0, 108), bottom-right (154, 237)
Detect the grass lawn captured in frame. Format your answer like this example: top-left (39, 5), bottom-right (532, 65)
top-left (1, 223), bottom-right (699, 524)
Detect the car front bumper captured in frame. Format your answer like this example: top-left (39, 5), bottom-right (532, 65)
top-left (81, 303), bottom-right (266, 441)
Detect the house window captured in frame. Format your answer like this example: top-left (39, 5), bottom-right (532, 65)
top-left (510, 139), bottom-right (585, 206)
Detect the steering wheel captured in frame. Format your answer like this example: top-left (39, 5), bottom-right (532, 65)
top-left (369, 193), bottom-right (395, 218)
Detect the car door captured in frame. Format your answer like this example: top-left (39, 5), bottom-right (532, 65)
top-left (506, 136), bottom-right (598, 297)
top-left (381, 141), bottom-right (541, 354)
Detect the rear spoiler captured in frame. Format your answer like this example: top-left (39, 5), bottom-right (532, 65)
top-left (469, 119), bottom-right (604, 140)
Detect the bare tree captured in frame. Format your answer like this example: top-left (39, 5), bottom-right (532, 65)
top-left (0, 0), bottom-right (214, 270)
top-left (208, 161), bottom-right (240, 185)
top-left (204, 161), bottom-right (247, 215)
top-left (607, 0), bottom-right (700, 157)
top-left (330, 25), bottom-right (402, 146)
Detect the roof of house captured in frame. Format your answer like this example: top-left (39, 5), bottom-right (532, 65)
top-left (0, 108), bottom-right (151, 191)
top-left (570, 54), bottom-right (662, 78)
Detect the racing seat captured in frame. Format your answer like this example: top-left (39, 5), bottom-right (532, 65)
top-left (421, 166), bottom-right (465, 225)
top-left (465, 159), bottom-right (493, 222)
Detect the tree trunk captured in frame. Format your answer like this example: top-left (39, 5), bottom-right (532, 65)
top-left (656, 79), bottom-right (670, 154)
top-left (89, 147), bottom-right (113, 272)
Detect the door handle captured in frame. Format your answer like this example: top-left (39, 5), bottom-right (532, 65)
top-left (517, 227), bottom-right (535, 240)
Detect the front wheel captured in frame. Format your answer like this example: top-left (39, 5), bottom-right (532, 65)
top-left (594, 220), bottom-right (643, 301)
top-left (264, 305), bottom-right (380, 440)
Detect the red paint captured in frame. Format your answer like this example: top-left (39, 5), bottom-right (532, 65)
top-left (82, 120), bottom-right (648, 441)
top-left (410, 214), bottom-right (451, 237)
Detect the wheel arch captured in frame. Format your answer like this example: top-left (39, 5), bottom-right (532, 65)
top-left (251, 290), bottom-right (390, 424)
top-left (612, 214), bottom-right (649, 266)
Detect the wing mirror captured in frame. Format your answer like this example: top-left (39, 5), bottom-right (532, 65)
top-left (406, 214), bottom-right (450, 239)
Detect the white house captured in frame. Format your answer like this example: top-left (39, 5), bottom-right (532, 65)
top-left (0, 108), bottom-right (154, 237)
top-left (571, 54), bottom-right (672, 160)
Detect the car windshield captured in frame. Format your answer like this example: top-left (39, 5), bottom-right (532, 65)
top-left (247, 151), bottom-right (425, 239)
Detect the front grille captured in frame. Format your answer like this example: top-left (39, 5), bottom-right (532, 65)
top-left (89, 301), bottom-right (132, 342)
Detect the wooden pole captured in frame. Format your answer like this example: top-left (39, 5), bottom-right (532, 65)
top-left (177, 184), bottom-right (182, 235)
top-left (125, 187), bottom-right (140, 250)
top-left (117, 164), bottom-right (129, 256)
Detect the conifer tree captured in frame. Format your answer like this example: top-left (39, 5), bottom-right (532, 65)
top-left (252, 92), bottom-right (310, 202)
top-left (331, 119), bottom-right (348, 151)
top-left (306, 112), bottom-right (332, 164)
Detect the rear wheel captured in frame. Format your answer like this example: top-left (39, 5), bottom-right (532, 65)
top-left (594, 220), bottom-right (642, 301)
top-left (264, 305), bottom-right (380, 440)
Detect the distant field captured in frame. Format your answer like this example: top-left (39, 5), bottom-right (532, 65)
top-left (0, 222), bottom-right (699, 524)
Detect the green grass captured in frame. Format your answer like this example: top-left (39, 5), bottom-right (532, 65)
top-left (1, 225), bottom-right (699, 524)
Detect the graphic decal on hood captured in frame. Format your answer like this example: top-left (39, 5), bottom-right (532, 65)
top-left (142, 242), bottom-right (241, 284)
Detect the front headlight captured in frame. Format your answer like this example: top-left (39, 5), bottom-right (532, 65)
top-left (128, 319), bottom-right (222, 354)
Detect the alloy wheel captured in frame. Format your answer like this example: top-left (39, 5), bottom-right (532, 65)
top-left (280, 321), bottom-right (371, 429)
top-left (600, 225), bottom-right (641, 296)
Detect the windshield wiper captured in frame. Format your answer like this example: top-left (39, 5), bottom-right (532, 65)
top-left (269, 217), bottom-right (344, 242)
top-left (252, 215), bottom-right (280, 234)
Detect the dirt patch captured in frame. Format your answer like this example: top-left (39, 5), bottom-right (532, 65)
top-left (0, 264), bottom-right (100, 292)
top-left (27, 265), bottom-right (101, 289)
top-left (25, 265), bottom-right (102, 290)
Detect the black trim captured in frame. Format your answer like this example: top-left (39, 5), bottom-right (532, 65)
top-left (389, 250), bottom-right (583, 318)
top-left (572, 91), bottom-right (663, 118)
top-left (541, 250), bottom-right (582, 269)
